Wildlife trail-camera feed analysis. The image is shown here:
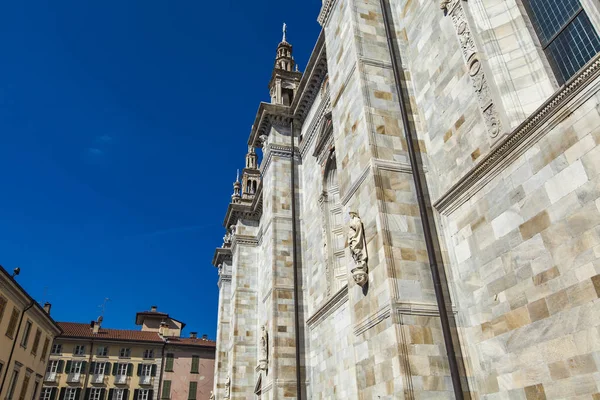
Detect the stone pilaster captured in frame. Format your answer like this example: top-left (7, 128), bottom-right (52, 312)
top-left (321, 0), bottom-right (457, 397)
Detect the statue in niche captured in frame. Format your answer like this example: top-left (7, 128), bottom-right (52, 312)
top-left (347, 211), bottom-right (368, 286)
top-left (224, 376), bottom-right (231, 398)
top-left (258, 325), bottom-right (268, 370)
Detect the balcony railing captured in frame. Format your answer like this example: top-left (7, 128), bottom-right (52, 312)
top-left (67, 373), bottom-right (81, 383)
top-left (44, 372), bottom-right (58, 383)
top-left (91, 374), bottom-right (105, 384)
top-left (139, 376), bottom-right (153, 385)
top-left (114, 375), bottom-right (129, 385)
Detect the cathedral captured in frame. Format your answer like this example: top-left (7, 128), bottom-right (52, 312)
top-left (211, 0), bottom-right (600, 398)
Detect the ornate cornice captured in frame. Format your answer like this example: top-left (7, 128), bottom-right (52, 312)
top-left (259, 144), bottom-right (298, 175)
top-left (248, 103), bottom-right (293, 148)
top-left (318, 0), bottom-right (338, 26)
top-left (231, 234), bottom-right (259, 251)
top-left (434, 53), bottom-right (600, 215)
top-left (306, 285), bottom-right (348, 329)
top-left (212, 247), bottom-right (232, 267)
top-left (291, 31), bottom-right (328, 123)
top-left (222, 182), bottom-right (263, 229)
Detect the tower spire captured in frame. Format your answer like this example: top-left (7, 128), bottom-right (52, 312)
top-left (282, 22), bottom-right (287, 43)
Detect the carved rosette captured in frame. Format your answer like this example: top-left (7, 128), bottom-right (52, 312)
top-left (445, 0), bottom-right (502, 138)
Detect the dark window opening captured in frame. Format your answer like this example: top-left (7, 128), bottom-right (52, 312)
top-left (524, 0), bottom-right (600, 84)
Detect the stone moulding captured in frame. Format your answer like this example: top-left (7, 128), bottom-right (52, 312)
top-left (353, 303), bottom-right (392, 336)
top-left (306, 285), bottom-right (348, 329)
top-left (434, 54), bottom-right (600, 215)
top-left (212, 248), bottom-right (232, 267)
top-left (341, 164), bottom-right (371, 206)
top-left (291, 31), bottom-right (328, 124)
top-left (445, 0), bottom-right (504, 138)
top-left (318, 0), bottom-right (338, 26)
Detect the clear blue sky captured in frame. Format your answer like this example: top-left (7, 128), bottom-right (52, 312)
top-left (0, 1), bottom-right (321, 338)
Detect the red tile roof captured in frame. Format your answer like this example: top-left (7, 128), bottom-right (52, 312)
top-left (57, 322), bottom-right (216, 347)
top-left (58, 322), bottom-right (163, 343)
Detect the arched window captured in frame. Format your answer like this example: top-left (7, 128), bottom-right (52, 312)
top-left (320, 152), bottom-right (347, 295)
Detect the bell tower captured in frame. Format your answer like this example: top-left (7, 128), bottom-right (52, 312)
top-left (269, 23), bottom-right (302, 106)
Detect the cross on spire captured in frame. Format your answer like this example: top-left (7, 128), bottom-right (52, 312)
top-left (283, 22), bottom-right (287, 42)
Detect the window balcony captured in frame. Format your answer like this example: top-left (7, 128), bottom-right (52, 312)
top-left (139, 376), bottom-right (153, 386)
top-left (91, 374), bottom-right (106, 384)
top-left (114, 375), bottom-right (129, 385)
top-left (44, 372), bottom-right (59, 383)
top-left (67, 373), bottom-right (81, 383)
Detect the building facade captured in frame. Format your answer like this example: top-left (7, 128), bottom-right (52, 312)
top-left (0, 265), bottom-right (62, 400)
top-left (211, 0), bottom-right (600, 398)
top-left (43, 307), bottom-right (215, 400)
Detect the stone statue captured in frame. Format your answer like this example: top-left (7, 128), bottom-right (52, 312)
top-left (258, 325), bottom-right (268, 370)
top-left (225, 376), bottom-right (231, 398)
top-left (209, 391), bottom-right (214, 400)
top-left (347, 212), bottom-right (368, 286)
top-left (223, 231), bottom-right (232, 247)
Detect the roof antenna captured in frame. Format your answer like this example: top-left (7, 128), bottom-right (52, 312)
top-left (98, 297), bottom-right (111, 321)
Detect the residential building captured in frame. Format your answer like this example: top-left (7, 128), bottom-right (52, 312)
top-left (0, 265), bottom-right (62, 400)
top-left (211, 0), bottom-right (600, 398)
top-left (43, 307), bottom-right (214, 400)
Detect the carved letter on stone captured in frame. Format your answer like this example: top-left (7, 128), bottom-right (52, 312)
top-left (225, 376), bottom-right (231, 399)
top-left (258, 325), bottom-right (268, 371)
top-left (347, 212), bottom-right (368, 286)
top-left (444, 0), bottom-right (503, 138)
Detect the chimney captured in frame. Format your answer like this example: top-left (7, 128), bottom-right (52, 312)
top-left (150, 305), bottom-right (157, 312)
top-left (190, 332), bottom-right (197, 339)
top-left (43, 303), bottom-right (52, 315)
top-left (93, 316), bottom-right (102, 334)
top-left (202, 334), bottom-right (208, 340)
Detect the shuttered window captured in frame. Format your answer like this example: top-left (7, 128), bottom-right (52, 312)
top-left (0, 296), bottom-right (7, 324)
top-left (161, 381), bottom-right (171, 400)
top-left (190, 356), bottom-right (199, 374)
top-left (41, 338), bottom-right (50, 361)
top-left (187, 382), bottom-right (196, 400)
top-left (31, 329), bottom-right (42, 355)
top-left (164, 354), bottom-right (174, 372)
top-left (6, 308), bottom-right (20, 338)
top-left (18, 374), bottom-right (30, 400)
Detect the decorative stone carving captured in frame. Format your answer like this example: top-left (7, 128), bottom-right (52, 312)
top-left (223, 231), bottom-right (232, 248)
top-left (224, 376), bottom-right (231, 399)
top-left (258, 325), bottom-right (268, 370)
top-left (318, 192), bottom-right (332, 297)
top-left (259, 134), bottom-right (269, 149)
top-left (444, 0), bottom-right (503, 138)
top-left (209, 391), bottom-right (214, 400)
top-left (347, 212), bottom-right (368, 286)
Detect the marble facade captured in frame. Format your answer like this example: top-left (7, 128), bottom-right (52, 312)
top-left (211, 0), bottom-right (600, 398)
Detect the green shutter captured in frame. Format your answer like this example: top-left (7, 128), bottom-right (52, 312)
top-left (58, 360), bottom-right (65, 373)
top-left (161, 381), bottom-right (171, 400)
top-left (187, 382), bottom-right (197, 400)
top-left (112, 363), bottom-right (118, 376)
top-left (90, 363), bottom-right (96, 374)
top-left (127, 364), bottom-right (133, 377)
top-left (165, 354), bottom-right (174, 372)
top-left (151, 365), bottom-right (157, 377)
top-left (81, 361), bottom-right (87, 374)
top-left (190, 356), bottom-right (199, 374)
top-left (136, 364), bottom-right (141, 377)
top-left (65, 361), bottom-right (72, 374)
